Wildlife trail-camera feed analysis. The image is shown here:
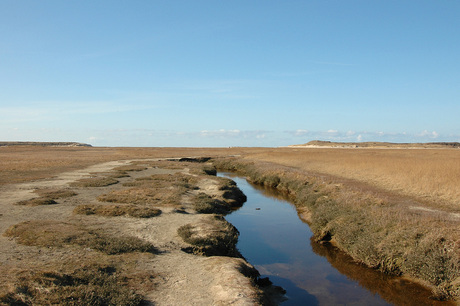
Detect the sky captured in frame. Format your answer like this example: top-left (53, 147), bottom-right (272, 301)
top-left (1, 1), bottom-right (459, 147)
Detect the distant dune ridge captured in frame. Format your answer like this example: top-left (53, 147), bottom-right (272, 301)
top-left (0, 142), bottom-right (92, 147)
top-left (291, 140), bottom-right (460, 149)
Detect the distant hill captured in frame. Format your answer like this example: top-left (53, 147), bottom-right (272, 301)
top-left (290, 140), bottom-right (460, 149)
top-left (0, 142), bottom-right (92, 147)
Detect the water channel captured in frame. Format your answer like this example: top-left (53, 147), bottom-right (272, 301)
top-left (220, 173), bottom-right (450, 306)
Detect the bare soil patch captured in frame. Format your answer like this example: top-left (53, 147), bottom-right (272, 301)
top-left (0, 155), bottom-right (278, 305)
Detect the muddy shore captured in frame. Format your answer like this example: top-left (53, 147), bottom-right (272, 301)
top-left (0, 158), bottom-right (283, 305)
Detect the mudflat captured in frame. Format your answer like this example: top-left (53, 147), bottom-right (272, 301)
top-left (0, 147), bottom-right (281, 305)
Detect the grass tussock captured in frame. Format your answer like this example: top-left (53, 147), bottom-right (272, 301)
top-left (193, 193), bottom-right (229, 214)
top-left (114, 164), bottom-right (148, 172)
top-left (109, 171), bottom-right (131, 179)
top-left (16, 188), bottom-right (77, 206)
top-left (97, 186), bottom-right (182, 206)
top-left (177, 215), bottom-right (240, 256)
top-left (213, 157), bottom-right (460, 300)
top-left (0, 266), bottom-right (144, 306)
top-left (4, 220), bottom-right (156, 255)
top-left (123, 173), bottom-right (198, 188)
top-left (16, 198), bottom-right (58, 206)
top-left (0, 251), bottom-right (157, 306)
top-left (70, 177), bottom-right (119, 187)
top-left (99, 173), bottom-right (198, 206)
top-left (74, 204), bottom-right (161, 218)
top-left (215, 176), bottom-right (247, 206)
top-left (151, 159), bottom-right (217, 176)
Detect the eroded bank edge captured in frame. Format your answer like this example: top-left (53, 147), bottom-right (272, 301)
top-left (212, 156), bottom-right (460, 302)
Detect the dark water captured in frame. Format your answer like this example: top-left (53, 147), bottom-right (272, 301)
top-left (221, 173), bottom-right (450, 306)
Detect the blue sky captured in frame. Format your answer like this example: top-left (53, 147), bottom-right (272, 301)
top-left (1, 1), bottom-right (459, 147)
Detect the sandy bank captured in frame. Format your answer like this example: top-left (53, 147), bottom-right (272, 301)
top-left (0, 159), bottom-right (282, 305)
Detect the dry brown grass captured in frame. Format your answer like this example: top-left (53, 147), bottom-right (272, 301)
top-left (113, 164), bottom-right (148, 172)
top-left (15, 198), bottom-right (58, 206)
top-left (3, 145), bottom-right (459, 300)
top-left (177, 215), bottom-right (240, 257)
top-left (4, 220), bottom-right (156, 255)
top-left (0, 267), bottom-right (144, 305)
top-left (0, 146), bottom-right (261, 186)
top-left (0, 252), bottom-right (156, 306)
top-left (213, 157), bottom-right (460, 300)
top-left (98, 186), bottom-right (182, 206)
top-left (98, 172), bottom-right (199, 206)
top-left (15, 188), bottom-right (77, 206)
top-left (73, 204), bottom-right (161, 218)
top-left (246, 148), bottom-right (460, 211)
top-left (70, 177), bottom-right (119, 187)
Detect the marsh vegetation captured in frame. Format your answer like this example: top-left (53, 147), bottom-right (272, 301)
top-left (213, 156), bottom-right (460, 300)
top-left (0, 145), bottom-right (458, 303)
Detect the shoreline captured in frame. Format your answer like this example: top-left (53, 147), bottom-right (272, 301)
top-left (212, 157), bottom-right (460, 302)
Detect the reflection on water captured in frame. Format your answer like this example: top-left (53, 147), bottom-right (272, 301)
top-left (221, 173), bottom-right (452, 306)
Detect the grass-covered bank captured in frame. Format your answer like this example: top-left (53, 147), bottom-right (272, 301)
top-left (213, 157), bottom-right (460, 301)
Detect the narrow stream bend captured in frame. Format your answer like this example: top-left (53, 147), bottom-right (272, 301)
top-left (220, 173), bottom-right (450, 306)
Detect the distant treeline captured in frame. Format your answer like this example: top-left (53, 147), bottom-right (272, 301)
top-left (0, 142), bottom-right (92, 147)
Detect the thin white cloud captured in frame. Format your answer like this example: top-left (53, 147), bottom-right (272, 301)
top-left (295, 129), bottom-right (309, 136)
top-left (201, 129), bottom-right (240, 137)
top-left (283, 129), bottom-right (448, 144)
top-left (346, 130), bottom-right (356, 136)
top-left (200, 129), bottom-right (267, 139)
top-left (417, 130), bottom-right (439, 139)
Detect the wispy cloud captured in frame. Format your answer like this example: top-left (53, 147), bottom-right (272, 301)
top-left (284, 129), bottom-right (450, 144)
top-left (200, 129), bottom-right (267, 139)
top-left (1, 126), bottom-right (456, 148)
top-left (417, 130), bottom-right (439, 139)
top-left (294, 129), bottom-right (309, 136)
